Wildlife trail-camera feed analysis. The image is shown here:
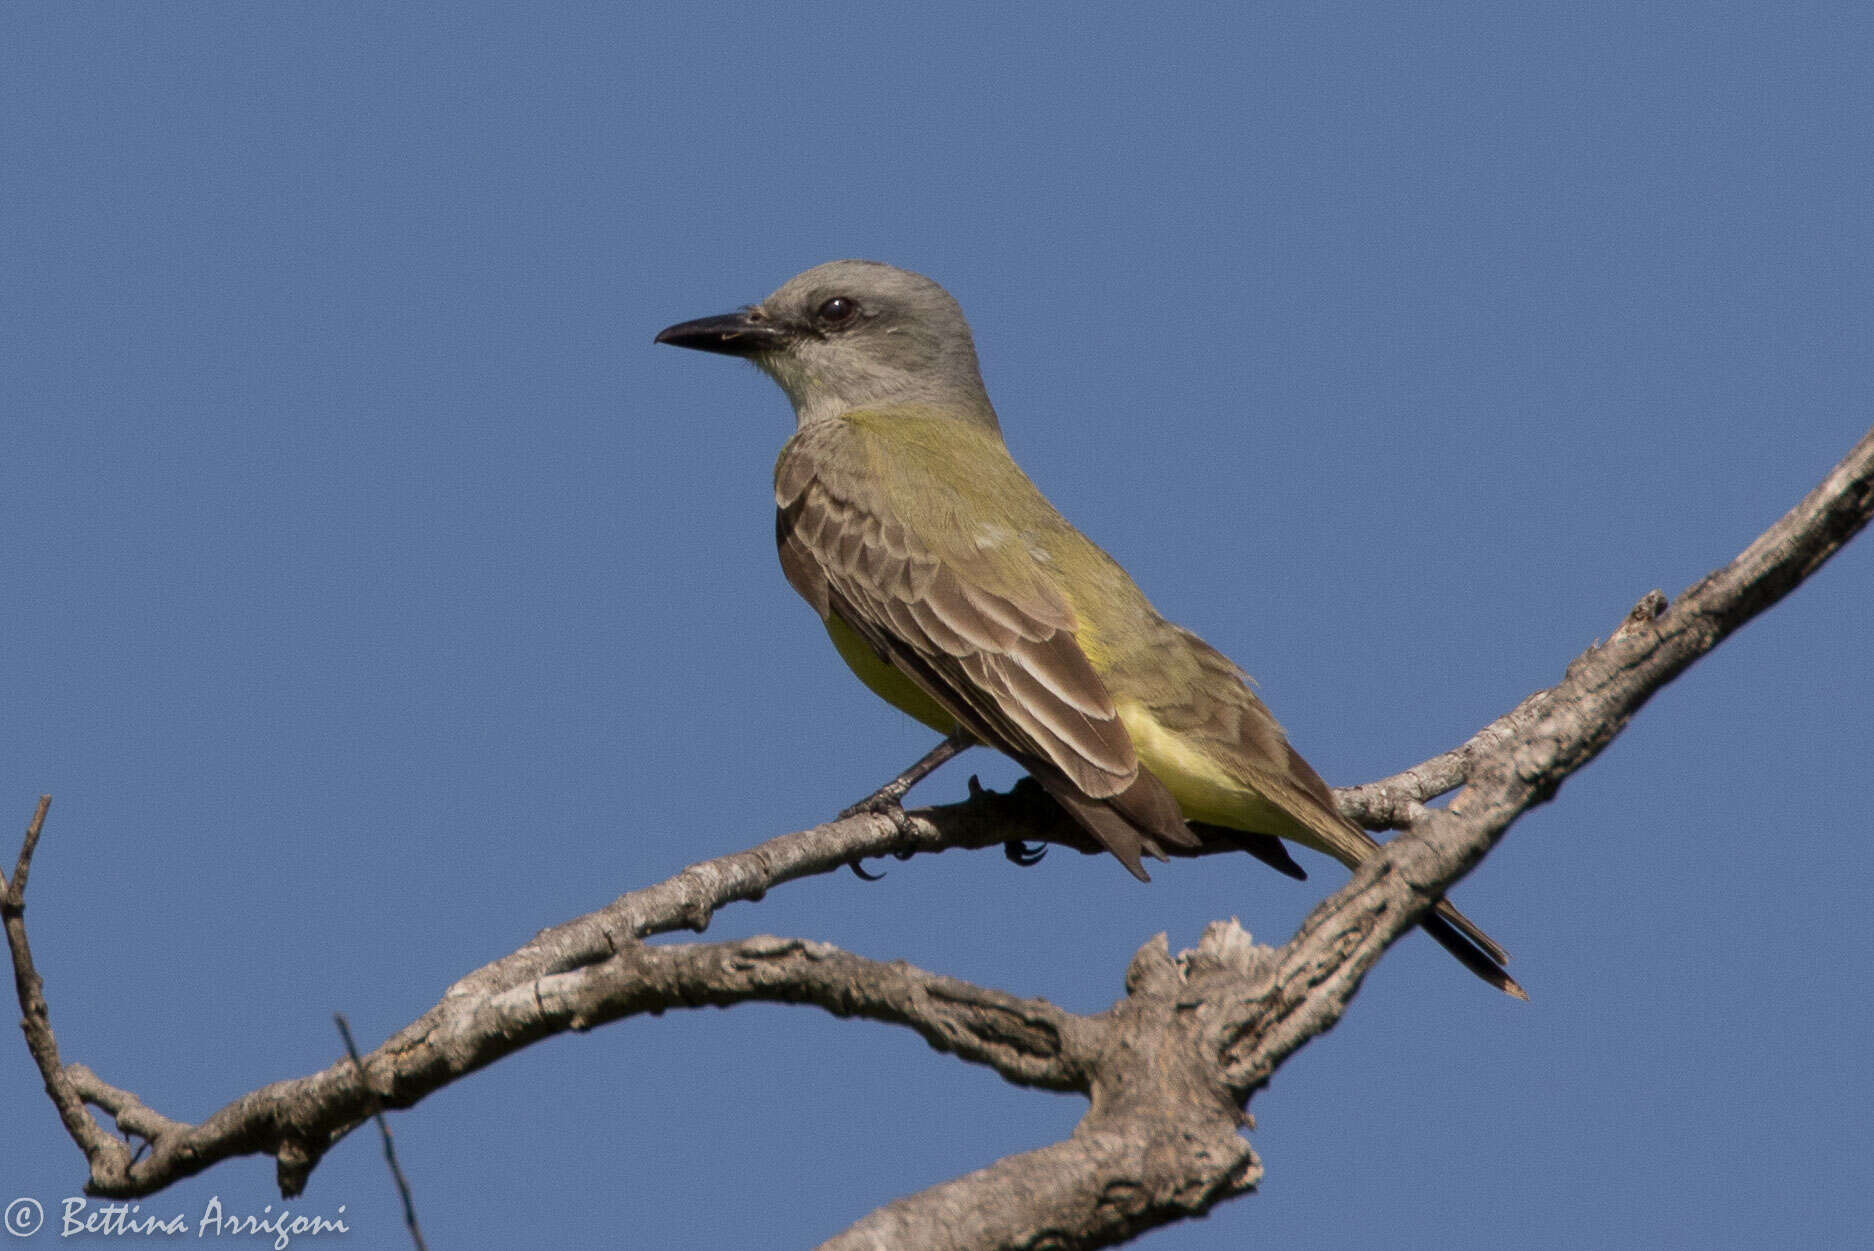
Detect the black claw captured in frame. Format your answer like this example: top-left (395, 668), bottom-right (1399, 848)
top-left (844, 798), bottom-right (919, 878)
top-left (1004, 839), bottom-right (1048, 867)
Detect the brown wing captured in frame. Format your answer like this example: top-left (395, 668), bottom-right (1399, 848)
top-left (776, 426), bottom-right (1198, 879)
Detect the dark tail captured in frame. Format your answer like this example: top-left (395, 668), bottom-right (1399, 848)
top-left (1423, 898), bottom-right (1527, 1000)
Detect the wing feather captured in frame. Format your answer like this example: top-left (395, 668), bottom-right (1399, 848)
top-left (774, 420), bottom-right (1197, 870)
top-left (1128, 623), bottom-right (1520, 988)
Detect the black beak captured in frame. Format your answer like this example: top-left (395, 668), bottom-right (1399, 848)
top-left (654, 309), bottom-right (792, 357)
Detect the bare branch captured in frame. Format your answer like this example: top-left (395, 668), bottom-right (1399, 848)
top-left (1220, 425), bottom-right (1874, 1092)
top-left (3, 798), bottom-right (133, 1171)
top-left (824, 1121), bottom-right (1258, 1251)
top-left (6, 425), bottom-right (1868, 1249)
top-left (11, 885), bottom-right (1086, 1198)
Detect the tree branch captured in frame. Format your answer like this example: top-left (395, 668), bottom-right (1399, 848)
top-left (1222, 426), bottom-right (1874, 1093)
top-left (7, 425), bottom-right (1868, 1248)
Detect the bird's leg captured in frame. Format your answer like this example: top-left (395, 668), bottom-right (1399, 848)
top-left (840, 728), bottom-right (974, 819)
top-left (842, 729), bottom-right (973, 879)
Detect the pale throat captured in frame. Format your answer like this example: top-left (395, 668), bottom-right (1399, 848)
top-left (756, 351), bottom-right (998, 430)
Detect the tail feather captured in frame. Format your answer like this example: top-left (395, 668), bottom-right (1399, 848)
top-left (1190, 821), bottom-right (1308, 881)
top-left (1026, 756), bottom-right (1524, 999)
top-left (1432, 896), bottom-right (1510, 968)
top-left (1276, 778), bottom-right (1524, 999)
top-left (1422, 904), bottom-right (1527, 1001)
top-left (1027, 758), bottom-right (1198, 882)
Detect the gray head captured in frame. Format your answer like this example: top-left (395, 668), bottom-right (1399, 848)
top-left (655, 260), bottom-right (999, 430)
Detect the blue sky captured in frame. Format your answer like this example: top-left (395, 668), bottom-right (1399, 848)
top-left (4, 4), bottom-right (1870, 1248)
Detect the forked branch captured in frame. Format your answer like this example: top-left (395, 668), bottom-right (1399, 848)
top-left (7, 426), bottom-right (1870, 1250)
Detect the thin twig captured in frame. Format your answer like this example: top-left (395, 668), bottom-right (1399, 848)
top-left (2, 794), bottom-right (51, 906)
top-left (3, 797), bottom-right (124, 1164)
top-left (335, 1013), bottom-right (428, 1251)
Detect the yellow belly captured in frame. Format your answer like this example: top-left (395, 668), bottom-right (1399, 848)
top-left (1116, 697), bottom-right (1324, 852)
top-left (824, 613), bottom-right (957, 733)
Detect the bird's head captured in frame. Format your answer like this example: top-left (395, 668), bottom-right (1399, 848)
top-left (656, 260), bottom-right (999, 430)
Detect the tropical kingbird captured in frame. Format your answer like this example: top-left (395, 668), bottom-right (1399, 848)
top-left (656, 260), bottom-right (1520, 997)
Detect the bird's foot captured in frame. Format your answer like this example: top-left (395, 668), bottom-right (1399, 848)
top-left (842, 792), bottom-right (922, 881)
top-left (839, 731), bottom-right (974, 881)
top-left (838, 784), bottom-right (918, 825)
top-left (1003, 839), bottom-right (1048, 867)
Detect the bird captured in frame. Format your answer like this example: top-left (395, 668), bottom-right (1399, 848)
top-left (656, 260), bottom-right (1521, 998)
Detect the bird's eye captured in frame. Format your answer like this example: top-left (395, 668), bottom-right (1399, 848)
top-left (816, 296), bottom-right (858, 326)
